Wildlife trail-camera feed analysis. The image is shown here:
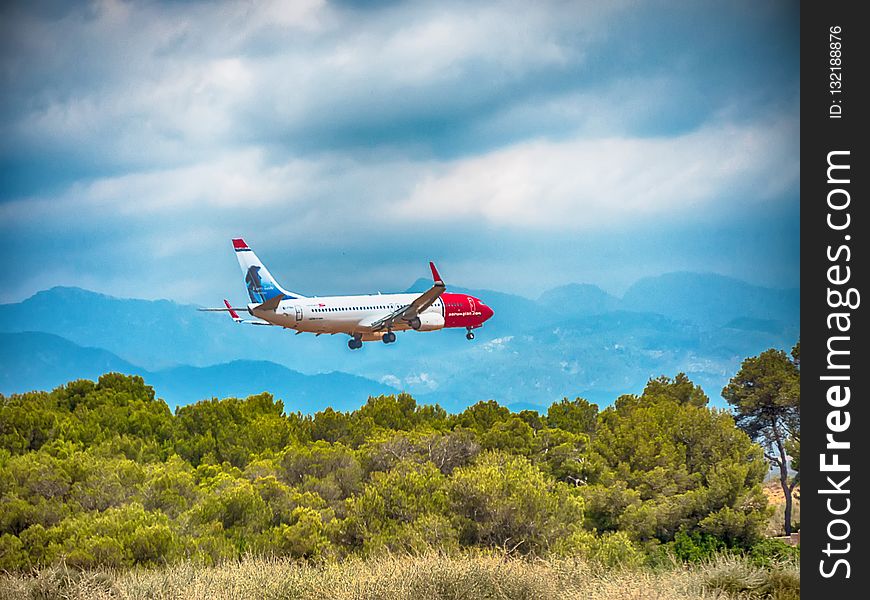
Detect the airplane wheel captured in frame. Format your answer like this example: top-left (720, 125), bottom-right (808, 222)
top-left (349, 339), bottom-right (362, 350)
top-left (466, 331), bottom-right (475, 340)
top-left (382, 333), bottom-right (390, 344)
top-left (388, 332), bottom-right (396, 343)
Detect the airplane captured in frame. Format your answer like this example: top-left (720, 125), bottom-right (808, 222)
top-left (200, 238), bottom-right (494, 349)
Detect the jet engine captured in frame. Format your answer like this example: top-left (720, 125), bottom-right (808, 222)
top-left (409, 313), bottom-right (445, 331)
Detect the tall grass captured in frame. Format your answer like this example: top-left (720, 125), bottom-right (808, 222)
top-left (699, 555), bottom-right (800, 600)
top-left (0, 552), bottom-right (798, 600)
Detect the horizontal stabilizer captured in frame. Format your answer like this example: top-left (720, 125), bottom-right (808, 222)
top-left (198, 306), bottom-right (247, 313)
top-left (198, 300), bottom-right (274, 326)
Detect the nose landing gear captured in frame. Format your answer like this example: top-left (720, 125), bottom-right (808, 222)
top-left (466, 328), bottom-right (475, 341)
top-left (382, 331), bottom-right (397, 344)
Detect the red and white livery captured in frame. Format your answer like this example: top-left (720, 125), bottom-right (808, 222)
top-left (201, 238), bottom-right (494, 349)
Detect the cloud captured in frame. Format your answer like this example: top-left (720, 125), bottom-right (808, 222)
top-left (3, 107), bottom-right (797, 232)
top-left (0, 1), bottom-right (800, 304)
top-left (482, 336), bottom-right (514, 352)
top-left (0, 110), bottom-right (798, 302)
top-left (396, 116), bottom-right (798, 230)
top-left (404, 371), bottom-right (438, 390)
top-left (0, 0), bottom-right (680, 178)
top-left (380, 371), bottom-right (438, 392)
top-left (380, 374), bottom-right (402, 388)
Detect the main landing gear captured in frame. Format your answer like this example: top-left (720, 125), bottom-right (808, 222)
top-left (348, 335), bottom-right (363, 350)
top-left (466, 328), bottom-right (475, 341)
top-left (382, 331), bottom-right (397, 344)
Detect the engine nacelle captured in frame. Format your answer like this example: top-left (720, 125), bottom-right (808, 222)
top-left (410, 313), bottom-right (445, 331)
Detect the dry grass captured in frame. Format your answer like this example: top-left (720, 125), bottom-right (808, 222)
top-left (0, 553), bottom-right (798, 600)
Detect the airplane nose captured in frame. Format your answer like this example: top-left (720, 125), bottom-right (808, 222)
top-left (481, 303), bottom-right (494, 322)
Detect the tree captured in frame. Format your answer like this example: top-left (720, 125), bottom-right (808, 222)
top-left (354, 393), bottom-right (446, 432)
top-left (449, 451), bottom-right (585, 553)
top-left (452, 400), bottom-right (511, 432)
top-left (279, 441), bottom-right (363, 505)
top-left (590, 384), bottom-right (768, 545)
top-left (546, 397), bottom-right (599, 435)
top-left (310, 407), bottom-right (352, 444)
top-left (643, 373), bottom-right (709, 407)
top-left (532, 427), bottom-right (602, 487)
top-left (360, 429), bottom-right (480, 475)
top-left (722, 343), bottom-right (800, 535)
top-left (173, 393), bottom-right (294, 467)
top-left (479, 417), bottom-right (535, 456)
top-left (340, 460), bottom-right (453, 555)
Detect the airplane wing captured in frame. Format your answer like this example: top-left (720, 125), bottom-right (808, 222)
top-left (367, 262), bottom-right (445, 332)
top-left (197, 299), bottom-right (275, 326)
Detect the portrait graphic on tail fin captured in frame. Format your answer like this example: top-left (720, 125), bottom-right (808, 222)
top-left (245, 266), bottom-right (265, 303)
top-left (245, 265), bottom-right (282, 304)
top-left (233, 238), bottom-right (304, 302)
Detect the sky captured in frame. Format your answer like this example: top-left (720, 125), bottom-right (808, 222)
top-left (0, 0), bottom-right (800, 305)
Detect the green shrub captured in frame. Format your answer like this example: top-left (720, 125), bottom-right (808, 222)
top-left (449, 451), bottom-right (584, 554)
top-left (671, 530), bottom-right (725, 562)
top-left (748, 538), bottom-right (799, 567)
top-left (587, 531), bottom-right (645, 568)
top-left (0, 533), bottom-right (27, 570)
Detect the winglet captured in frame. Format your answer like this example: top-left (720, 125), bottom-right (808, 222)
top-left (429, 262), bottom-right (444, 286)
top-left (223, 299), bottom-right (241, 321)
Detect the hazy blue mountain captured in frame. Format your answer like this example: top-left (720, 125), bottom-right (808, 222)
top-left (620, 272), bottom-right (799, 328)
top-left (722, 317), bottom-right (789, 335)
top-left (148, 361), bottom-right (398, 412)
top-left (0, 286), bottom-right (374, 371)
top-left (0, 332), bottom-right (397, 412)
top-left (537, 283), bottom-right (619, 317)
top-left (0, 331), bottom-right (140, 393)
top-left (0, 272), bottom-right (800, 412)
top-left (0, 287), bottom-right (251, 370)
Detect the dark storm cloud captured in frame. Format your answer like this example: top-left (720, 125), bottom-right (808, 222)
top-left (0, 0), bottom-right (799, 303)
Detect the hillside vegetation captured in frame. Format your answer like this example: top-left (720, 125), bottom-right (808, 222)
top-left (0, 368), bottom-right (800, 577)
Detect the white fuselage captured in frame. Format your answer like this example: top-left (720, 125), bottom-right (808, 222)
top-left (250, 293), bottom-right (444, 340)
top-left (215, 238), bottom-right (493, 347)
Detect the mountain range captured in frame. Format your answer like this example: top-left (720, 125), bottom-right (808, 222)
top-left (0, 272), bottom-right (799, 412)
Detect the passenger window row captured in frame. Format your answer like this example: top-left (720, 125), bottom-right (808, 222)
top-left (311, 305), bottom-right (396, 313)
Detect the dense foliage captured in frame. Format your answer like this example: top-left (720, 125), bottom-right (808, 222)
top-left (1, 371), bottom-right (776, 570)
